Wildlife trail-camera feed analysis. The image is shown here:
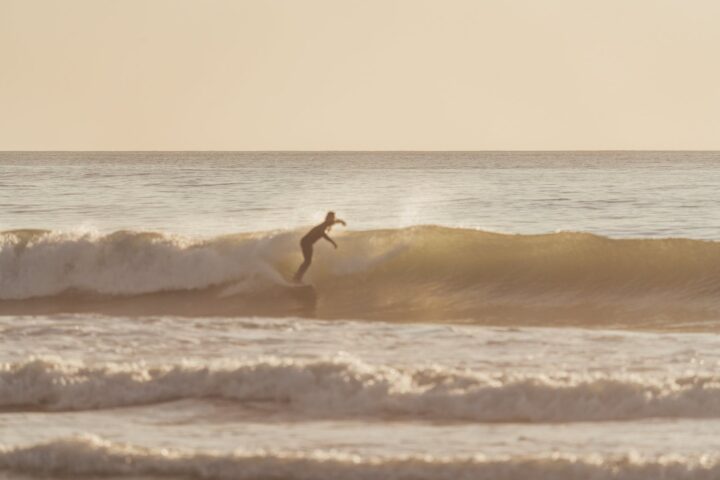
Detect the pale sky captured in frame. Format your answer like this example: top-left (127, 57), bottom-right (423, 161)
top-left (1, 0), bottom-right (719, 150)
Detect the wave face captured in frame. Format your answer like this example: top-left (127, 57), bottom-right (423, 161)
top-left (1, 435), bottom-right (719, 480)
top-left (3, 227), bottom-right (720, 326)
top-left (3, 356), bottom-right (720, 422)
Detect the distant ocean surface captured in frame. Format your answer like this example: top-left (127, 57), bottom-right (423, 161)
top-left (3, 151), bottom-right (720, 480)
top-left (3, 151), bottom-right (720, 238)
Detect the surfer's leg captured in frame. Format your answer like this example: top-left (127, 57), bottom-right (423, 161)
top-left (294, 242), bottom-right (313, 282)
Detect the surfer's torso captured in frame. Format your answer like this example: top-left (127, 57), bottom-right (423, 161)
top-left (301, 223), bottom-right (329, 245)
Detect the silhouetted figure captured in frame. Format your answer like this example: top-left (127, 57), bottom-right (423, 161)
top-left (294, 211), bottom-right (346, 282)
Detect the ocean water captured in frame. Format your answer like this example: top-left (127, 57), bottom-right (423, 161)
top-left (2, 151), bottom-right (720, 479)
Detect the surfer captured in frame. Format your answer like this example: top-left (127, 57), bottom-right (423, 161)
top-left (293, 211), bottom-right (346, 283)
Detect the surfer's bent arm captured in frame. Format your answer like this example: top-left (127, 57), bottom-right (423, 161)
top-left (323, 233), bottom-right (337, 248)
top-left (335, 219), bottom-right (346, 226)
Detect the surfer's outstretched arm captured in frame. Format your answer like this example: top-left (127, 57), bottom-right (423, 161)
top-left (335, 219), bottom-right (346, 226)
top-left (323, 233), bottom-right (338, 249)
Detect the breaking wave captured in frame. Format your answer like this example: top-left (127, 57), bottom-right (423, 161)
top-left (3, 226), bottom-right (720, 326)
top-left (3, 356), bottom-right (720, 422)
top-left (1, 435), bottom-right (720, 480)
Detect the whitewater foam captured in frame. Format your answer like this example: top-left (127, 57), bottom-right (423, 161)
top-left (0, 229), bottom-right (297, 299)
top-left (2, 435), bottom-right (719, 480)
top-left (3, 356), bottom-right (720, 422)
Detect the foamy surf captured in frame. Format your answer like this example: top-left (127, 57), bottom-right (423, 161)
top-left (3, 356), bottom-right (720, 422)
top-left (1, 435), bottom-right (719, 480)
top-left (3, 227), bottom-right (720, 326)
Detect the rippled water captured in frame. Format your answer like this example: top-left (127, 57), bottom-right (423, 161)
top-left (2, 151), bottom-right (720, 238)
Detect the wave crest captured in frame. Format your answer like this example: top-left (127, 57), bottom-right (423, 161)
top-left (3, 227), bottom-right (720, 325)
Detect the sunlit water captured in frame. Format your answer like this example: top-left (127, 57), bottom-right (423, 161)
top-left (3, 151), bottom-right (720, 238)
top-left (2, 151), bottom-right (720, 479)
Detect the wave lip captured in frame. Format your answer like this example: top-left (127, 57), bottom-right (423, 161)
top-left (1, 435), bottom-right (719, 480)
top-left (3, 357), bottom-right (720, 422)
top-left (4, 226), bottom-right (720, 326)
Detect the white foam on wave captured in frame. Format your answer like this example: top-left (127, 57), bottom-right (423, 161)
top-left (3, 356), bottom-right (720, 422)
top-left (0, 229), bottom-right (297, 299)
top-left (1, 435), bottom-right (719, 480)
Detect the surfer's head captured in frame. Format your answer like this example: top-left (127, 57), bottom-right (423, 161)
top-left (325, 211), bottom-right (336, 224)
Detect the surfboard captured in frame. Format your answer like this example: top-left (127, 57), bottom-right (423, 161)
top-left (283, 282), bottom-right (315, 293)
top-left (216, 275), bottom-right (314, 298)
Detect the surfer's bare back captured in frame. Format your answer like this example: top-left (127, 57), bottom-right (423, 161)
top-left (293, 211), bottom-right (346, 283)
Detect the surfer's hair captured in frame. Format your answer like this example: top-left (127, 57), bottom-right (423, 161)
top-left (325, 211), bottom-right (336, 222)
